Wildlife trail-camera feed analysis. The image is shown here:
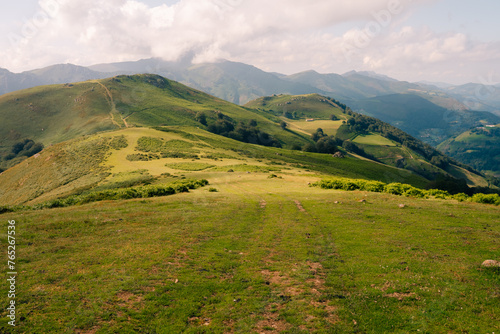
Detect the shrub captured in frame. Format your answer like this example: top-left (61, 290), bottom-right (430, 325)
top-left (34, 179), bottom-right (209, 209)
top-left (471, 193), bottom-right (500, 205)
top-left (141, 185), bottom-right (175, 197)
top-left (342, 180), bottom-right (360, 191)
top-left (453, 193), bottom-right (469, 202)
top-left (403, 187), bottom-right (427, 198)
top-left (312, 177), bottom-right (498, 206)
top-left (362, 181), bottom-right (385, 193)
top-left (426, 189), bottom-right (451, 199)
top-left (384, 183), bottom-right (407, 196)
top-left (109, 136), bottom-right (128, 150)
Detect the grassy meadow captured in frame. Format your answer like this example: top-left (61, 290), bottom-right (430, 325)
top-left (0, 172), bottom-right (499, 333)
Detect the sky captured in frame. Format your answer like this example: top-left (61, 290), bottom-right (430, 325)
top-left (0, 0), bottom-right (499, 85)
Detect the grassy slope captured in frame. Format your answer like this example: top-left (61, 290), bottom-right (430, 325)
top-left (245, 93), bottom-right (345, 120)
top-left (245, 94), bottom-right (492, 187)
top-left (1, 174), bottom-right (498, 333)
top-left (0, 74), bottom-right (308, 159)
top-left (438, 126), bottom-right (500, 176)
top-left (0, 82), bottom-right (117, 153)
top-left (0, 127), bottom-right (429, 206)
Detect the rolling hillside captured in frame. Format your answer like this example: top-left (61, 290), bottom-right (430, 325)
top-left (246, 94), bottom-right (492, 189)
top-left (0, 126), bottom-right (430, 206)
top-left (0, 75), bottom-right (499, 333)
top-left (349, 94), bottom-right (500, 146)
top-left (1, 139), bottom-right (499, 333)
top-left (0, 74), bottom-right (310, 171)
top-left (2, 59), bottom-right (482, 110)
top-left (438, 125), bottom-right (500, 177)
top-left (0, 76), bottom-right (496, 204)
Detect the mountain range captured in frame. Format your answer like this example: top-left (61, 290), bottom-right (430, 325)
top-left (2, 58), bottom-right (499, 114)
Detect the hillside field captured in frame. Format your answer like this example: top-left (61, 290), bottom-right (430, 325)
top-left (0, 127), bottom-right (430, 206)
top-left (0, 172), bottom-right (499, 333)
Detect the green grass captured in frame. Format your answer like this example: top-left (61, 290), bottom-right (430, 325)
top-left (352, 133), bottom-right (397, 146)
top-left (288, 120), bottom-right (344, 136)
top-left (165, 162), bottom-right (215, 171)
top-left (313, 176), bottom-right (500, 204)
top-left (0, 74), bottom-right (312, 161)
top-left (1, 174), bottom-right (498, 333)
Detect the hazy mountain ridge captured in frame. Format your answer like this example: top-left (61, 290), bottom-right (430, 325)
top-left (2, 59), bottom-right (498, 112)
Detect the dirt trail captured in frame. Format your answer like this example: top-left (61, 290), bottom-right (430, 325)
top-left (94, 81), bottom-right (128, 128)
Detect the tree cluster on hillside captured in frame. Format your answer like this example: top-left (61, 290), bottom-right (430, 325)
top-left (202, 112), bottom-right (282, 148)
top-left (4, 139), bottom-right (44, 160)
top-left (0, 139), bottom-right (44, 173)
top-left (301, 128), bottom-right (339, 154)
top-left (446, 145), bottom-right (500, 173)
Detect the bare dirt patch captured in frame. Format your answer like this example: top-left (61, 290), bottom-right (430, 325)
top-left (255, 303), bottom-right (290, 333)
top-left (116, 291), bottom-right (144, 310)
top-left (294, 200), bottom-right (306, 212)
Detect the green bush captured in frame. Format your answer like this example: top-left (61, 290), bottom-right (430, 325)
top-left (313, 177), bottom-right (499, 206)
top-left (109, 136), bottom-right (128, 150)
top-left (426, 189), bottom-right (451, 199)
top-left (471, 193), bottom-right (500, 205)
top-left (384, 183), bottom-right (408, 196)
top-left (362, 181), bottom-right (386, 193)
top-left (34, 179), bottom-right (209, 209)
top-left (403, 187), bottom-right (427, 198)
top-left (453, 193), bottom-right (469, 202)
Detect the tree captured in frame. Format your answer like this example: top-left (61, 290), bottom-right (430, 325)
top-left (312, 128), bottom-right (325, 142)
top-left (195, 112), bottom-right (207, 126)
top-left (280, 121), bottom-right (287, 130)
top-left (302, 143), bottom-right (317, 152)
top-left (316, 136), bottom-right (338, 154)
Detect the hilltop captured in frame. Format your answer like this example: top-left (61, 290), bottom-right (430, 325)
top-left (438, 125), bottom-right (500, 177)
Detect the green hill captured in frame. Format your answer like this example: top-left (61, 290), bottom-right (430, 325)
top-left (0, 74), bottom-right (308, 171)
top-left (0, 126), bottom-right (430, 206)
top-left (349, 94), bottom-right (500, 146)
top-left (1, 78), bottom-right (499, 333)
top-left (245, 94), bottom-right (492, 189)
top-left (438, 125), bottom-right (500, 177)
top-left (0, 78), bottom-right (496, 204)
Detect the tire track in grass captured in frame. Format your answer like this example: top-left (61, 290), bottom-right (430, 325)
top-left (230, 178), bottom-right (342, 331)
top-left (213, 175), bottom-right (343, 331)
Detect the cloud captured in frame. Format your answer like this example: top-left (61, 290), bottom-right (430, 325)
top-left (0, 0), bottom-right (499, 84)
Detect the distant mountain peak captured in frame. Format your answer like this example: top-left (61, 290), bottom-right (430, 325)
top-left (343, 70), bottom-right (397, 82)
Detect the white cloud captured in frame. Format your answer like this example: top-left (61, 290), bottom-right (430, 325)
top-left (0, 0), bottom-right (498, 84)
